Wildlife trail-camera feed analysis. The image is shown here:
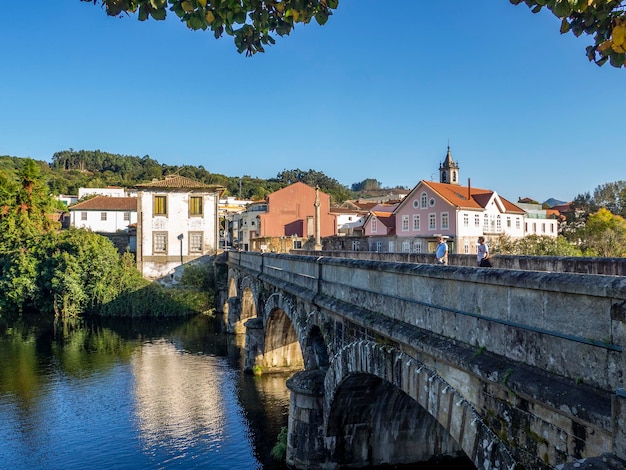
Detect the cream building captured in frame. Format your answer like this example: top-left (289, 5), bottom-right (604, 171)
top-left (136, 175), bottom-right (225, 280)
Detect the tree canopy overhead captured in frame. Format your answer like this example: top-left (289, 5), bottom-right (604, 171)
top-left (83, 0), bottom-right (338, 56)
top-left (511, 0), bottom-right (626, 67)
top-left (84, 0), bottom-right (626, 67)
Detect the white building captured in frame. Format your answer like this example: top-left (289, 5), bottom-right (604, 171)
top-left (330, 207), bottom-right (368, 236)
top-left (517, 202), bottom-right (559, 237)
top-left (69, 196), bottom-right (137, 233)
top-left (135, 175), bottom-right (225, 280)
top-left (229, 201), bottom-right (268, 251)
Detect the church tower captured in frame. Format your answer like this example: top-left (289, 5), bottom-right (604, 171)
top-left (439, 146), bottom-right (460, 185)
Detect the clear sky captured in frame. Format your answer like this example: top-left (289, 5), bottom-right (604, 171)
top-left (1, 1), bottom-right (624, 204)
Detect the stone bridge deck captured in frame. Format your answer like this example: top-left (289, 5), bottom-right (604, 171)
top-left (222, 251), bottom-right (626, 470)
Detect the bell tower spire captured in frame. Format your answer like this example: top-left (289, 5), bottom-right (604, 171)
top-left (439, 146), bottom-right (460, 185)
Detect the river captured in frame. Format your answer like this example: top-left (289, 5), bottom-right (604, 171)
top-left (0, 313), bottom-right (289, 470)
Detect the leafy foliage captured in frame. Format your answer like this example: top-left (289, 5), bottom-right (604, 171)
top-left (577, 208), bottom-right (626, 256)
top-left (493, 234), bottom-right (583, 256)
top-left (510, 0), bottom-right (626, 67)
top-left (82, 0), bottom-right (339, 56)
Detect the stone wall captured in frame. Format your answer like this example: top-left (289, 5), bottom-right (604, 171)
top-left (296, 249), bottom-right (626, 275)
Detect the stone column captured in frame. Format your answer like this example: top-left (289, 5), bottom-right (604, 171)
top-left (286, 369), bottom-right (327, 469)
top-left (243, 317), bottom-right (264, 374)
top-left (314, 186), bottom-right (322, 251)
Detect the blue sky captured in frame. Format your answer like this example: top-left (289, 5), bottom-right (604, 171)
top-left (1, 1), bottom-right (624, 204)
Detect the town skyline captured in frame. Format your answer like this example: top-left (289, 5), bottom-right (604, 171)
top-left (1, 1), bottom-right (623, 204)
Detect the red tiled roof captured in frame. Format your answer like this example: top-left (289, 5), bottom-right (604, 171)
top-left (371, 211), bottom-right (396, 229)
top-left (69, 196), bottom-right (137, 211)
top-left (136, 175), bottom-right (225, 191)
top-left (421, 181), bottom-right (524, 213)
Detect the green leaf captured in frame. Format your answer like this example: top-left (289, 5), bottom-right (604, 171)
top-left (553, 0), bottom-right (572, 17)
top-left (150, 8), bottom-right (167, 20)
top-left (327, 0), bottom-right (339, 8)
top-left (315, 11), bottom-right (329, 25)
top-left (138, 3), bottom-right (149, 21)
top-left (560, 18), bottom-right (570, 34)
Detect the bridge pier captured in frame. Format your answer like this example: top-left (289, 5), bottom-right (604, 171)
top-left (286, 370), bottom-right (328, 470)
top-left (225, 297), bottom-right (241, 334)
top-left (243, 317), bottom-right (264, 373)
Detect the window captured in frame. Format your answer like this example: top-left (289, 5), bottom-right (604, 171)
top-left (516, 218), bottom-right (521, 229)
top-left (153, 232), bottom-right (167, 253)
top-left (464, 239), bottom-right (470, 254)
top-left (402, 240), bottom-right (410, 252)
top-left (293, 240), bottom-right (302, 249)
top-left (413, 199), bottom-right (419, 209)
top-left (550, 224), bottom-right (555, 233)
top-left (412, 239), bottom-right (422, 253)
top-left (124, 211), bottom-right (130, 221)
top-left (376, 241), bottom-right (382, 253)
top-left (429, 213), bottom-right (436, 230)
top-left (475, 214), bottom-right (480, 228)
top-left (483, 214), bottom-right (489, 228)
top-left (371, 218), bottom-right (378, 233)
top-left (413, 215), bottom-right (420, 231)
top-left (389, 241), bottom-right (395, 252)
top-left (496, 215), bottom-right (501, 231)
top-left (429, 198), bottom-right (436, 207)
top-left (189, 196), bottom-right (203, 216)
top-left (81, 212), bottom-right (87, 221)
top-left (153, 195), bottom-right (167, 216)
top-left (402, 215), bottom-right (409, 232)
top-left (352, 240), bottom-right (359, 251)
top-left (506, 216), bottom-right (511, 228)
top-left (189, 232), bottom-right (203, 253)
top-left (463, 213), bottom-right (469, 228)
top-left (101, 212), bottom-right (107, 221)
top-left (441, 212), bottom-right (449, 230)
top-left (420, 192), bottom-right (428, 209)
top-left (542, 223), bottom-right (546, 233)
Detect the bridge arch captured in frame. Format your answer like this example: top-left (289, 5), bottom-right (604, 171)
top-left (323, 341), bottom-right (517, 469)
top-left (258, 292), bottom-right (304, 372)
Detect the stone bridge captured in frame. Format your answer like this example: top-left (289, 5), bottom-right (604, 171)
top-left (220, 251), bottom-right (626, 470)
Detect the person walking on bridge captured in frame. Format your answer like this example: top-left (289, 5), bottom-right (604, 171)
top-left (477, 236), bottom-right (491, 267)
top-left (435, 236), bottom-right (448, 265)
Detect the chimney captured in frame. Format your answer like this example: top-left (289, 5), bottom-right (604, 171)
top-left (467, 178), bottom-right (471, 200)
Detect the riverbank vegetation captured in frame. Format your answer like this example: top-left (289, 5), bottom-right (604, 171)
top-left (0, 158), bottom-right (217, 320)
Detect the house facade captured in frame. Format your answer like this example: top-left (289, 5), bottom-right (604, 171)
top-left (69, 196), bottom-right (137, 233)
top-left (254, 182), bottom-right (337, 250)
top-left (393, 148), bottom-right (525, 254)
top-left (135, 175), bottom-right (225, 280)
top-left (359, 148), bottom-right (527, 255)
top-left (516, 202), bottom-right (560, 237)
top-left (230, 201), bottom-right (268, 251)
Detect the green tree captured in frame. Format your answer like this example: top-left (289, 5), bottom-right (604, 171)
top-left (511, 0), bottom-right (626, 67)
top-left (579, 208), bottom-right (626, 257)
top-left (351, 178), bottom-right (382, 192)
top-left (83, 0), bottom-right (338, 56)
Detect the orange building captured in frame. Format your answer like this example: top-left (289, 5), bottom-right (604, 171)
top-left (258, 182), bottom-right (337, 238)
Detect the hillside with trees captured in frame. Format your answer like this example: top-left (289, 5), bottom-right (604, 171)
top-left (5, 149), bottom-right (401, 204)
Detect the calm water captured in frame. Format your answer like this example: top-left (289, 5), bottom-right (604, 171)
top-left (0, 314), bottom-right (290, 470)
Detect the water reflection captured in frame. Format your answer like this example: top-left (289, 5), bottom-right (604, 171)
top-left (0, 314), bottom-right (290, 470)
